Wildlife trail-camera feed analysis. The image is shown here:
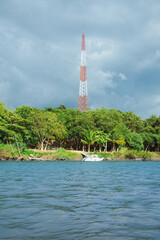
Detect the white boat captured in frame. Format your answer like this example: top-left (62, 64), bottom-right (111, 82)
top-left (83, 154), bottom-right (104, 162)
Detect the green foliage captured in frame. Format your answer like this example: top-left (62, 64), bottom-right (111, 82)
top-left (0, 103), bottom-right (25, 144)
top-left (92, 151), bottom-right (111, 158)
top-left (16, 106), bottom-right (66, 150)
top-left (81, 130), bottom-right (97, 152)
top-left (119, 147), bottom-right (128, 154)
top-left (120, 126), bottom-right (144, 150)
top-left (124, 150), bottom-right (137, 159)
top-left (55, 147), bottom-right (66, 155)
top-left (122, 149), bottom-right (152, 160)
top-left (109, 126), bottom-right (126, 151)
top-left (21, 149), bottom-right (35, 156)
top-left (0, 143), bottom-right (23, 158)
top-left (0, 100), bottom-right (160, 154)
top-left (122, 111), bottom-right (144, 132)
top-left (96, 131), bottom-right (110, 145)
top-left (55, 148), bottom-right (82, 160)
top-left (128, 132), bottom-right (144, 151)
top-left (90, 148), bottom-right (155, 160)
top-left (137, 151), bottom-right (152, 159)
top-left (112, 151), bottom-right (123, 159)
top-left (91, 108), bottom-right (123, 133)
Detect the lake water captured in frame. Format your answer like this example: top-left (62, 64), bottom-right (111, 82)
top-left (0, 161), bottom-right (160, 240)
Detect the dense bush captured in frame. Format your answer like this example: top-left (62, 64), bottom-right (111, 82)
top-left (137, 151), bottom-right (152, 159)
top-left (124, 150), bottom-right (137, 159)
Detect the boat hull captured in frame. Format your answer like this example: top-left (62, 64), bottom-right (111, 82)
top-left (83, 157), bottom-right (104, 162)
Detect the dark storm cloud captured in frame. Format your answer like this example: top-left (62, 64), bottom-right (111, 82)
top-left (0, 0), bottom-right (160, 118)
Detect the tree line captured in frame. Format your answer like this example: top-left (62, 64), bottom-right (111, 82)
top-left (0, 102), bottom-right (160, 152)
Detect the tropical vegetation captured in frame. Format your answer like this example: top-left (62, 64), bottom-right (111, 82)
top-left (0, 101), bottom-right (160, 155)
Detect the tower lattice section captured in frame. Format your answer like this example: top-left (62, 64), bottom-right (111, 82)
top-left (79, 33), bottom-right (88, 111)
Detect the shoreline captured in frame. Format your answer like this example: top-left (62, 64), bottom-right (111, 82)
top-left (1, 157), bottom-right (160, 162)
top-left (0, 148), bottom-right (160, 162)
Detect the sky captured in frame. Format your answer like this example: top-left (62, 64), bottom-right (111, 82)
top-left (0, 0), bottom-right (160, 119)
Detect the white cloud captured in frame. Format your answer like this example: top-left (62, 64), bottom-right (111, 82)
top-left (119, 73), bottom-right (127, 80)
top-left (98, 70), bottom-right (117, 88)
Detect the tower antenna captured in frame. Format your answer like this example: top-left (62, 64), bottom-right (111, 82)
top-left (79, 33), bottom-right (88, 111)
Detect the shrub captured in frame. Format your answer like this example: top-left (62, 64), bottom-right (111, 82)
top-left (92, 151), bottom-right (111, 158)
top-left (119, 147), bottom-right (128, 154)
top-left (124, 150), bottom-right (137, 159)
top-left (55, 148), bottom-right (82, 160)
top-left (22, 149), bottom-right (35, 156)
top-left (112, 151), bottom-right (123, 159)
top-left (137, 151), bottom-right (152, 159)
top-left (0, 143), bottom-right (18, 158)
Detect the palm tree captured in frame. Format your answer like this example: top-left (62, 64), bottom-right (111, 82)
top-left (81, 130), bottom-right (97, 152)
top-left (95, 131), bottom-right (110, 152)
top-left (109, 128), bottom-right (125, 151)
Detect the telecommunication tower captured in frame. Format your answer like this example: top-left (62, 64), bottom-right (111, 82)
top-left (79, 33), bottom-right (88, 111)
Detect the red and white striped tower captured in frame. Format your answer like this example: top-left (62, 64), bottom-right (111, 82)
top-left (79, 33), bottom-right (88, 111)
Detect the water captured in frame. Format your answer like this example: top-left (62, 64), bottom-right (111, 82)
top-left (0, 161), bottom-right (160, 240)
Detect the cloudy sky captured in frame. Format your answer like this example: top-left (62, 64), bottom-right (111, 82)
top-left (0, 0), bottom-right (160, 118)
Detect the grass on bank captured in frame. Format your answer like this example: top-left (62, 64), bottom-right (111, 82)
top-left (0, 144), bottom-right (160, 160)
top-left (24, 148), bottom-right (82, 160)
top-left (0, 143), bottom-right (21, 158)
top-left (92, 147), bottom-right (155, 160)
top-left (0, 144), bottom-right (82, 160)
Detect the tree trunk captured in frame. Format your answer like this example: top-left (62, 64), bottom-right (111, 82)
top-left (145, 143), bottom-right (149, 151)
top-left (88, 144), bottom-right (90, 152)
top-left (113, 141), bottom-right (115, 152)
top-left (82, 143), bottom-right (84, 152)
top-left (76, 140), bottom-right (78, 150)
top-left (104, 141), bottom-right (108, 152)
top-left (41, 141), bottom-right (44, 151)
top-left (44, 140), bottom-right (49, 151)
top-left (99, 144), bottom-right (102, 152)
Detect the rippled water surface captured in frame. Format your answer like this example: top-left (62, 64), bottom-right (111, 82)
top-left (0, 161), bottom-right (160, 240)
